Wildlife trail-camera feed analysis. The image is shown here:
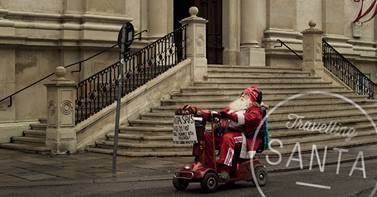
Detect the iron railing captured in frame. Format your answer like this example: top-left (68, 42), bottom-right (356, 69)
top-left (75, 25), bottom-right (187, 123)
top-left (323, 40), bottom-right (375, 99)
top-left (0, 30), bottom-right (147, 107)
top-left (275, 39), bottom-right (303, 60)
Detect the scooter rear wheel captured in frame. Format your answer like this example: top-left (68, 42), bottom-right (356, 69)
top-left (172, 178), bottom-right (189, 191)
top-left (201, 172), bottom-right (219, 193)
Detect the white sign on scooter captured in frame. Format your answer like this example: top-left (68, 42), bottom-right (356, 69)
top-left (172, 114), bottom-right (198, 144)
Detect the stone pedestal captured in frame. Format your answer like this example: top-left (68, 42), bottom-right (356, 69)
top-left (180, 7), bottom-right (208, 82)
top-left (302, 21), bottom-right (324, 76)
top-left (240, 47), bottom-right (266, 67)
top-left (44, 66), bottom-right (77, 154)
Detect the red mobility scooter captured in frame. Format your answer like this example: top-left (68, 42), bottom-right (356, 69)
top-left (172, 107), bottom-right (268, 193)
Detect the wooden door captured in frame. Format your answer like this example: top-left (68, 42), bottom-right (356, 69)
top-left (174, 0), bottom-right (223, 64)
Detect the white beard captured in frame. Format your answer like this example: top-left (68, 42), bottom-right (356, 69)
top-left (229, 96), bottom-right (251, 112)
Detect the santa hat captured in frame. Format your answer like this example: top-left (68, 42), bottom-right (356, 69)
top-left (243, 85), bottom-right (260, 102)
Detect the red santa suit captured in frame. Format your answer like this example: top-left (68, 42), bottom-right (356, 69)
top-left (201, 85), bottom-right (263, 171)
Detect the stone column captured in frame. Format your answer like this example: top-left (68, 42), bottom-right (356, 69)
top-left (45, 67), bottom-right (77, 154)
top-left (322, 0), bottom-right (352, 54)
top-left (240, 0), bottom-right (265, 66)
top-left (180, 7), bottom-right (208, 82)
top-left (302, 21), bottom-right (324, 76)
top-left (147, 0), bottom-right (173, 39)
top-left (223, 0), bottom-right (240, 65)
top-left (0, 7), bottom-right (16, 121)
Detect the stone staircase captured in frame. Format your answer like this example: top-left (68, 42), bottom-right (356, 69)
top-left (86, 64), bottom-right (377, 156)
top-left (0, 119), bottom-right (49, 153)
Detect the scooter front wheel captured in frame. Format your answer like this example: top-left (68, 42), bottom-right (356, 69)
top-left (172, 178), bottom-right (189, 191)
top-left (201, 172), bottom-right (219, 193)
top-left (255, 166), bottom-right (268, 186)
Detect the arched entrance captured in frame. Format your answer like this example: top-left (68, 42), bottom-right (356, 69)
top-left (174, 0), bottom-right (223, 64)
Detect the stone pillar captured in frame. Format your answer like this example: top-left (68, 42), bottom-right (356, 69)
top-left (264, 0), bottom-right (301, 68)
top-left (223, 0), bottom-right (240, 65)
top-left (147, 0), bottom-right (173, 39)
top-left (302, 21), bottom-right (324, 76)
top-left (240, 0), bottom-right (265, 66)
top-left (322, 0), bottom-right (352, 54)
top-left (44, 67), bottom-right (77, 154)
top-left (0, 7), bottom-right (16, 121)
top-left (180, 7), bottom-right (208, 82)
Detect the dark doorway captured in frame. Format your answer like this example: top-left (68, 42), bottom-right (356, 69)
top-left (174, 0), bottom-right (223, 64)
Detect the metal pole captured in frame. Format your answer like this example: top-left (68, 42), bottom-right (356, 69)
top-left (112, 25), bottom-right (126, 176)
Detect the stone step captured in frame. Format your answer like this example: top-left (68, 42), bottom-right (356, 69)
top-left (38, 118), bottom-right (47, 124)
top-left (129, 112), bottom-right (377, 128)
top-left (119, 122), bottom-right (374, 138)
top-left (150, 101), bottom-right (376, 114)
top-left (106, 123), bottom-right (374, 144)
top-left (194, 81), bottom-right (334, 87)
top-left (270, 108), bottom-right (377, 120)
top-left (149, 103), bottom-right (377, 117)
top-left (29, 123), bottom-right (47, 130)
top-left (106, 133), bottom-right (171, 143)
top-left (269, 116), bottom-right (377, 130)
top-left (206, 76), bottom-right (324, 83)
top-left (180, 85), bottom-right (346, 94)
top-left (23, 129), bottom-right (46, 137)
top-left (271, 123), bottom-right (374, 138)
top-left (172, 89), bottom-right (354, 99)
top-left (11, 136), bottom-right (45, 145)
top-left (141, 106), bottom-right (377, 121)
top-left (0, 143), bottom-right (50, 154)
top-left (207, 72), bottom-right (311, 78)
top-left (168, 93), bottom-right (366, 102)
top-left (207, 68), bottom-right (303, 74)
top-left (86, 147), bottom-right (192, 157)
top-left (207, 64), bottom-right (302, 70)
top-left (119, 126), bottom-right (172, 135)
top-left (161, 96), bottom-right (371, 106)
top-left (267, 104), bottom-right (377, 115)
top-left (112, 124), bottom-right (377, 144)
top-left (94, 140), bottom-right (192, 152)
top-left (170, 92), bottom-right (359, 101)
top-left (272, 130), bottom-right (376, 147)
top-left (264, 134), bottom-right (377, 156)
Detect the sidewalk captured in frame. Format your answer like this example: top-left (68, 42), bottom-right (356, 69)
top-left (1, 143), bottom-right (377, 188)
top-left (0, 149), bottom-right (192, 188)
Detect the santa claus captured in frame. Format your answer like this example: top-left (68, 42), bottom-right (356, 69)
top-left (185, 85), bottom-right (265, 181)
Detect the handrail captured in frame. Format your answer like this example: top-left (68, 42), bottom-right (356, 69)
top-left (0, 29), bottom-right (148, 107)
top-left (322, 40), bottom-right (376, 99)
top-left (75, 25), bottom-right (187, 123)
top-left (275, 39), bottom-right (303, 60)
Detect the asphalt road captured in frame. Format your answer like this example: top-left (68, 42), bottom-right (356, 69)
top-left (1, 159), bottom-right (377, 197)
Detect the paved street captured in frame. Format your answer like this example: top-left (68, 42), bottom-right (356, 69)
top-left (1, 147), bottom-right (377, 196)
top-left (1, 159), bottom-right (377, 197)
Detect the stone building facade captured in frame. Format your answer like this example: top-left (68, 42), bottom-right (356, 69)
top-left (0, 0), bottom-right (376, 135)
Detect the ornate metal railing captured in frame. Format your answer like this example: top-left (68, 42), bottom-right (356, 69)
top-left (323, 40), bottom-right (375, 99)
top-left (0, 30), bottom-right (147, 108)
top-left (75, 25), bottom-right (187, 123)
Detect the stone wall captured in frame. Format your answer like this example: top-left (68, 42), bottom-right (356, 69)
top-left (0, 0), bottom-right (376, 123)
top-left (0, 0), bottom-right (142, 122)
top-left (262, 0), bottom-right (376, 80)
